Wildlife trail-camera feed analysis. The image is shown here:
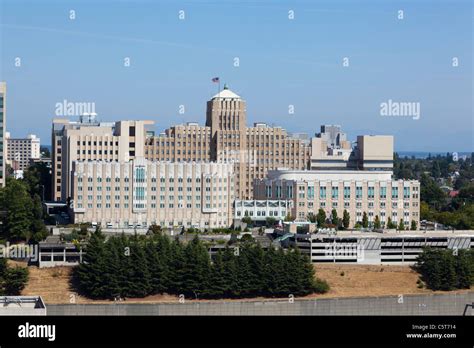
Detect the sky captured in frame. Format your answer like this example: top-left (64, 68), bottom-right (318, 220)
top-left (0, 0), bottom-right (472, 152)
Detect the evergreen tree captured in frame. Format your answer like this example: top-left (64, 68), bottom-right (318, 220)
top-left (362, 212), bottom-right (368, 228)
top-left (102, 236), bottom-right (125, 298)
top-left (145, 235), bottom-right (169, 294)
top-left (246, 243), bottom-right (266, 295)
top-left (455, 250), bottom-right (473, 289)
top-left (398, 219), bottom-right (405, 231)
top-left (316, 209), bottom-right (326, 228)
top-left (431, 161), bottom-right (441, 178)
top-left (0, 258), bottom-right (29, 295)
top-left (167, 239), bottom-right (187, 295)
top-left (410, 220), bottom-right (417, 231)
top-left (222, 247), bottom-right (239, 297)
top-left (342, 210), bottom-right (350, 229)
top-left (75, 227), bottom-right (107, 298)
top-left (180, 236), bottom-right (211, 298)
top-left (438, 251), bottom-right (457, 291)
top-left (235, 245), bottom-right (254, 297)
top-left (331, 209), bottom-right (338, 226)
top-left (207, 251), bottom-right (227, 298)
top-left (125, 235), bottom-right (151, 297)
top-left (373, 215), bottom-right (381, 229)
top-left (2, 180), bottom-right (33, 241)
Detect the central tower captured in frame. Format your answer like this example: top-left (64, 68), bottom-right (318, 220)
top-left (206, 84), bottom-right (248, 198)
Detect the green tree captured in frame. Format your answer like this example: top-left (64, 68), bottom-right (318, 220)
top-left (125, 235), bottom-right (151, 297)
top-left (386, 217), bottom-right (396, 229)
top-left (431, 161), bottom-right (441, 178)
top-left (316, 209), bottom-right (326, 228)
top-left (373, 215), bottom-right (381, 229)
top-left (74, 227), bottom-right (107, 298)
top-left (0, 258), bottom-right (29, 295)
top-left (398, 219), bottom-right (405, 231)
top-left (362, 212), bottom-right (368, 228)
top-left (207, 251), bottom-right (228, 298)
top-left (455, 250), bottom-right (473, 289)
top-left (1, 180), bottom-right (34, 241)
top-left (330, 209), bottom-right (338, 226)
top-left (180, 236), bottom-right (211, 298)
top-left (307, 212), bottom-right (316, 223)
top-left (342, 210), bottom-right (350, 229)
top-left (410, 220), bottom-right (417, 231)
top-left (265, 217), bottom-right (276, 228)
top-left (242, 216), bottom-right (252, 225)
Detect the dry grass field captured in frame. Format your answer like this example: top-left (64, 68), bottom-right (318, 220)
top-left (312, 264), bottom-right (430, 298)
top-left (18, 262), bottom-right (471, 304)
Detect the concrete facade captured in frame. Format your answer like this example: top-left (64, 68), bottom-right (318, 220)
top-left (71, 159), bottom-right (234, 229)
top-left (254, 169), bottom-right (420, 229)
top-left (52, 118), bottom-right (154, 201)
top-left (289, 230), bottom-right (474, 264)
top-left (45, 292), bottom-right (474, 316)
top-left (233, 199), bottom-right (292, 221)
top-left (144, 86), bottom-right (311, 199)
top-left (6, 133), bottom-right (41, 171)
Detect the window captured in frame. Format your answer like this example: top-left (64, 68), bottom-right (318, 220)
top-left (344, 186), bottom-right (350, 199)
top-left (368, 187), bottom-right (374, 199)
top-left (356, 186), bottom-right (362, 199)
top-left (332, 186), bottom-right (338, 199)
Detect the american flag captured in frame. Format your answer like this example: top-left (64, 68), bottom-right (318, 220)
top-left (211, 77), bottom-right (220, 83)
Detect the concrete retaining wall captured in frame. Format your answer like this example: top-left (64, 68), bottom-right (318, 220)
top-left (46, 292), bottom-right (474, 316)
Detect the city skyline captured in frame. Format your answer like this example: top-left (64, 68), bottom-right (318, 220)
top-left (0, 0), bottom-right (472, 152)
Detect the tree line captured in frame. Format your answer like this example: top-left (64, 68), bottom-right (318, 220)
top-left (0, 176), bottom-right (49, 243)
top-left (415, 248), bottom-right (474, 291)
top-left (307, 208), bottom-right (416, 231)
top-left (74, 229), bottom-right (329, 300)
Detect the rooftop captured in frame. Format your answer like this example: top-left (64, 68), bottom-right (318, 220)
top-left (211, 85), bottom-right (241, 100)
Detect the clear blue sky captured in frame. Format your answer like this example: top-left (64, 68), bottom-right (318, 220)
top-left (0, 0), bottom-right (472, 152)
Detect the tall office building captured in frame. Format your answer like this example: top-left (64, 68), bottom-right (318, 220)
top-left (310, 126), bottom-right (393, 171)
top-left (52, 116), bottom-right (154, 201)
top-left (145, 85), bottom-right (311, 199)
top-left (0, 82), bottom-right (6, 187)
top-left (6, 133), bottom-right (41, 171)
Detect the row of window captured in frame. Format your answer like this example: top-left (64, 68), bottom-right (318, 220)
top-left (76, 140), bottom-right (119, 146)
top-left (267, 185), bottom-right (417, 200)
top-left (297, 201), bottom-right (417, 209)
top-left (76, 202), bottom-right (229, 210)
top-left (78, 176), bottom-right (230, 183)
